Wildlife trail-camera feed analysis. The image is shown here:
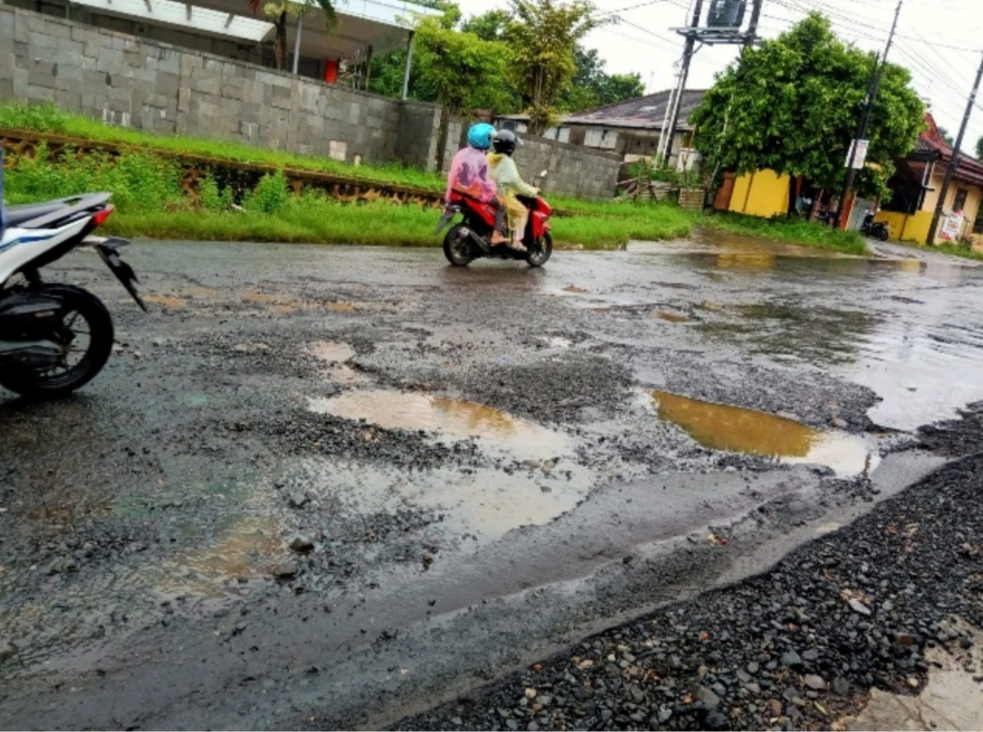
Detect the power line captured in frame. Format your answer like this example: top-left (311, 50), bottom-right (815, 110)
top-left (596, 0), bottom-right (688, 19)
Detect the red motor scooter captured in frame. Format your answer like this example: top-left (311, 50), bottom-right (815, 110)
top-left (435, 188), bottom-right (554, 268)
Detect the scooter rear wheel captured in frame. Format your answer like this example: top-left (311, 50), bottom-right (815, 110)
top-left (0, 284), bottom-right (114, 398)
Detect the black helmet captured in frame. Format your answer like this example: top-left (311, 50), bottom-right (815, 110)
top-left (493, 129), bottom-right (519, 156)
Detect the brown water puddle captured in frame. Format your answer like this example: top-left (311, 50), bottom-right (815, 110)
top-left (144, 295), bottom-right (187, 308)
top-left (308, 390), bottom-right (570, 456)
top-left (651, 390), bottom-right (875, 476)
top-left (308, 341), bottom-right (369, 384)
top-left (157, 517), bottom-right (285, 598)
top-left (654, 311), bottom-right (690, 323)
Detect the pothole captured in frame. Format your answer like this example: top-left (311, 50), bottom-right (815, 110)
top-left (293, 458), bottom-right (592, 541)
top-left (309, 341), bottom-right (357, 364)
top-left (307, 390), bottom-right (571, 458)
top-left (651, 390), bottom-right (877, 476)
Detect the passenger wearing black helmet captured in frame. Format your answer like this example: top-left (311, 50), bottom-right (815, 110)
top-left (487, 130), bottom-right (539, 253)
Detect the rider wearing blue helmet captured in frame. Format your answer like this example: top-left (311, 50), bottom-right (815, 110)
top-left (446, 122), bottom-right (510, 247)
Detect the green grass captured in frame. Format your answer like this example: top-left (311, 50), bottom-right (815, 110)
top-left (694, 211), bottom-right (870, 255)
top-left (0, 101), bottom-right (446, 191)
top-left (0, 101), bottom-right (880, 254)
top-left (100, 197), bottom-right (694, 249)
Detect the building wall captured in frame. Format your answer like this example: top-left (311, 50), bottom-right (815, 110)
top-left (0, 5), bottom-right (621, 199)
top-left (728, 170), bottom-right (790, 219)
top-left (0, 4), bottom-right (408, 166)
top-left (883, 169), bottom-right (983, 244)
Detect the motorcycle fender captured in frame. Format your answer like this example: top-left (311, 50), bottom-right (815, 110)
top-left (89, 239), bottom-right (148, 312)
top-left (434, 211), bottom-right (456, 235)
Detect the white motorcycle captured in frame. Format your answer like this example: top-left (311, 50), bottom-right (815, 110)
top-left (0, 193), bottom-right (146, 398)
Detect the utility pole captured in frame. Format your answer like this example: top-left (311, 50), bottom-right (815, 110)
top-left (836, 0), bottom-right (901, 230)
top-left (744, 0), bottom-right (762, 50)
top-left (927, 51), bottom-right (983, 245)
top-left (657, 0), bottom-right (704, 167)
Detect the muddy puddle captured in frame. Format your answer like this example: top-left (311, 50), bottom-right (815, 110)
top-left (308, 390), bottom-right (572, 458)
top-left (651, 390), bottom-right (876, 476)
top-left (290, 458), bottom-right (593, 542)
top-left (155, 516), bottom-right (285, 599)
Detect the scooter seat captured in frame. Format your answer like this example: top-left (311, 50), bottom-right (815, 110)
top-left (3, 201), bottom-right (72, 228)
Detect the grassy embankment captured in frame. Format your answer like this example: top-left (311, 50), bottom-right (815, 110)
top-left (1, 102), bottom-right (866, 254)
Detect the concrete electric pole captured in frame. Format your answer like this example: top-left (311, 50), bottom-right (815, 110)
top-left (927, 51), bottom-right (983, 245)
top-left (836, 1), bottom-right (902, 230)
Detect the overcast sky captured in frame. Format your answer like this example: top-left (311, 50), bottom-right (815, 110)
top-left (457, 0), bottom-right (983, 152)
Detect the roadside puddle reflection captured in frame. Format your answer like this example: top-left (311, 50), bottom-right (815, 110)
top-left (651, 390), bottom-right (876, 476)
top-left (308, 390), bottom-right (570, 456)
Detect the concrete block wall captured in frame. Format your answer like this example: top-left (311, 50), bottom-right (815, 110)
top-left (394, 101), bottom-right (441, 170)
top-left (0, 4), bottom-right (405, 165)
top-left (439, 117), bottom-right (620, 201)
top-left (515, 134), bottom-right (621, 201)
top-left (0, 5), bottom-right (620, 197)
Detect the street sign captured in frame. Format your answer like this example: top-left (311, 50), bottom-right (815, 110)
top-left (845, 139), bottom-right (869, 169)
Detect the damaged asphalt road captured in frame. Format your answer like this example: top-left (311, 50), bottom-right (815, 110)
top-left (1, 232), bottom-right (982, 730)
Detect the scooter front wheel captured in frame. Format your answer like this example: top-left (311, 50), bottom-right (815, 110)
top-left (443, 225), bottom-right (475, 267)
top-left (527, 232), bottom-right (553, 268)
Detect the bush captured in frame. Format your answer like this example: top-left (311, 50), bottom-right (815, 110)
top-left (199, 173), bottom-right (233, 212)
top-left (244, 170), bottom-right (290, 214)
top-left (4, 145), bottom-right (184, 213)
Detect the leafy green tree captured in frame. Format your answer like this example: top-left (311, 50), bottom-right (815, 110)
top-left (411, 15), bottom-right (515, 168)
top-left (504, 0), bottom-right (608, 133)
top-left (461, 9), bottom-right (510, 41)
top-left (975, 135), bottom-right (983, 160)
top-left (367, 2), bottom-right (466, 100)
top-left (691, 13), bottom-right (925, 202)
top-left (561, 46), bottom-right (645, 111)
top-left (249, 0), bottom-right (337, 71)
top-left (938, 127), bottom-right (954, 145)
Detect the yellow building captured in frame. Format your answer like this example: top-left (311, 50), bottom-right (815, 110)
top-left (875, 115), bottom-right (983, 246)
top-left (715, 114), bottom-right (983, 246)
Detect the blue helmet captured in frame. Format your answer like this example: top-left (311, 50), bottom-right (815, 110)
top-left (467, 123), bottom-right (496, 150)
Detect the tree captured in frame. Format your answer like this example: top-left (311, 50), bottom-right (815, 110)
top-left (249, 0), bottom-right (337, 71)
top-left (691, 13), bottom-right (925, 203)
top-left (461, 9), bottom-right (510, 41)
top-left (938, 127), bottom-right (954, 145)
top-left (504, 0), bottom-right (608, 134)
top-left (412, 15), bottom-right (515, 168)
top-left (561, 46), bottom-right (645, 112)
top-left (975, 135), bottom-right (983, 160)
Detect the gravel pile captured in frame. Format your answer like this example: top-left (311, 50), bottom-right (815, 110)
top-left (394, 426), bottom-right (983, 731)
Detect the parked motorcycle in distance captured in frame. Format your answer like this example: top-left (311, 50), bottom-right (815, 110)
top-left (860, 213), bottom-right (890, 241)
top-left (436, 171), bottom-right (554, 268)
top-left (0, 193), bottom-right (147, 398)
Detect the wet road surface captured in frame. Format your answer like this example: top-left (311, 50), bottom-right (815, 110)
top-left (1, 231), bottom-right (982, 729)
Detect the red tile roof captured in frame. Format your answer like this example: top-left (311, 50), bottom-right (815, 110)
top-left (918, 113), bottom-right (983, 186)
